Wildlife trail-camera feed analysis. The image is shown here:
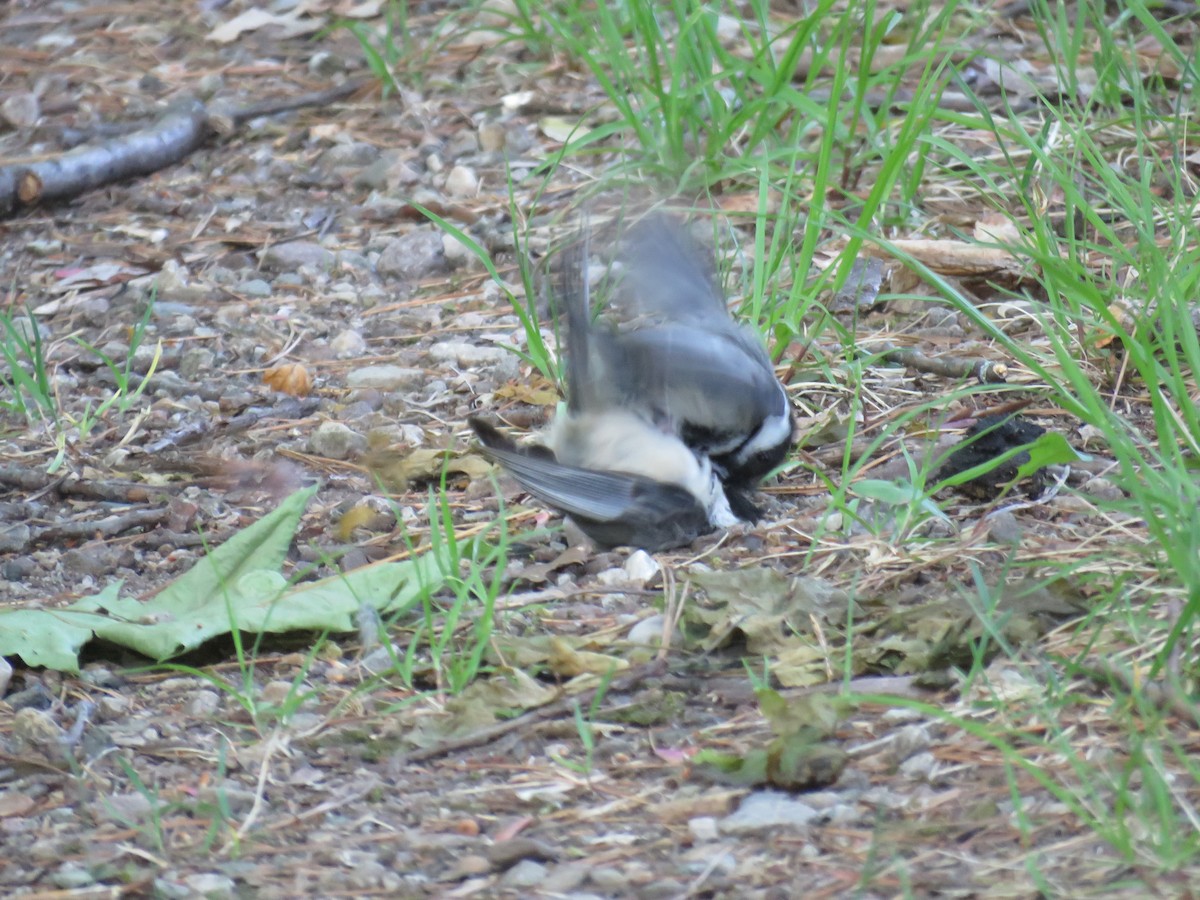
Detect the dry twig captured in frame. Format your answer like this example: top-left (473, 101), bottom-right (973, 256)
top-left (0, 80), bottom-right (368, 216)
top-left (880, 342), bottom-right (1009, 384)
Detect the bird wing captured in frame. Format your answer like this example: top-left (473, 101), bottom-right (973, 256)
top-left (618, 213), bottom-right (731, 323)
top-left (610, 323), bottom-right (785, 438)
top-left (469, 417), bottom-right (713, 550)
top-left (557, 227), bottom-right (596, 414)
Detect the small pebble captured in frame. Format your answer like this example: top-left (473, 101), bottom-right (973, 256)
top-left (623, 550), bottom-right (659, 585)
top-left (60, 545), bottom-right (117, 578)
top-left (1, 92), bottom-right (40, 128)
top-left (588, 867), bottom-right (629, 890)
top-left (720, 791), bottom-right (818, 833)
top-left (500, 859), bottom-right (547, 889)
top-left (330, 329), bottom-right (367, 358)
top-left (196, 73), bottom-right (224, 98)
top-left (445, 165), bottom-right (479, 197)
top-left (898, 750), bottom-right (939, 782)
top-left (260, 241), bottom-right (336, 272)
top-left (477, 121), bottom-right (506, 152)
top-left (309, 50), bottom-right (345, 77)
top-left (376, 230), bottom-right (446, 280)
top-left (451, 855), bottom-right (491, 878)
top-left (361, 645), bottom-right (400, 675)
top-left (179, 347), bottom-right (216, 379)
top-left (1081, 476), bottom-right (1123, 501)
top-left (0, 526), bottom-right (32, 554)
top-left (687, 815), bottom-right (719, 842)
top-left (428, 341), bottom-right (509, 366)
top-left (260, 680), bottom-right (295, 705)
top-left (321, 141), bottom-right (381, 168)
top-left (593, 566), bottom-right (631, 587)
top-left (185, 690), bottom-right (220, 717)
top-left (309, 421), bottom-right (368, 460)
top-left (541, 862), bottom-right (589, 893)
top-left (627, 615), bottom-right (666, 646)
top-left (345, 365), bottom-right (425, 391)
top-left (442, 233), bottom-right (476, 267)
top-left (985, 510), bottom-right (1022, 545)
top-left (50, 863), bottom-right (95, 890)
top-left (237, 278), bottom-right (272, 297)
top-left (182, 873), bottom-right (235, 898)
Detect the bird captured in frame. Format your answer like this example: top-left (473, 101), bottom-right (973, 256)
top-left (563, 214), bottom-right (794, 519)
top-left (469, 213), bottom-right (791, 550)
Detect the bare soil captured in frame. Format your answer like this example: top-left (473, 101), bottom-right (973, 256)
top-left (0, 2), bottom-right (1195, 898)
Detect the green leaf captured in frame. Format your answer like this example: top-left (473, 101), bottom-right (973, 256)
top-left (693, 747), bottom-right (769, 785)
top-left (0, 486), bottom-right (448, 671)
top-left (693, 735), bottom-right (846, 790)
top-left (755, 687), bottom-right (840, 739)
top-left (0, 588), bottom-right (115, 673)
top-left (72, 486), bottom-right (318, 659)
top-left (852, 478), bottom-right (923, 505)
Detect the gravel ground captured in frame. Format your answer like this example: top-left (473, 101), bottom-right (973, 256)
top-left (1, 2), bottom-right (1195, 898)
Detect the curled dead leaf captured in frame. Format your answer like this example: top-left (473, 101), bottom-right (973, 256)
top-left (548, 636), bottom-right (628, 678)
top-left (367, 447), bottom-right (494, 491)
top-left (973, 212), bottom-right (1022, 244)
top-left (336, 504), bottom-right (387, 542)
top-left (263, 362), bottom-right (313, 397)
top-left (869, 238), bottom-right (1028, 278)
top-left (1094, 297), bottom-right (1137, 349)
top-left (494, 381), bottom-right (561, 407)
top-left (539, 115), bottom-right (591, 144)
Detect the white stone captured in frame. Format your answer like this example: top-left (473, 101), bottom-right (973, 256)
top-left (345, 365), bottom-right (425, 391)
top-left (623, 550), bottom-right (659, 585)
top-left (444, 165), bottom-right (479, 197)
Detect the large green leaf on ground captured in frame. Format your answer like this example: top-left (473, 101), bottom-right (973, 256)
top-left (0, 486), bottom-right (446, 672)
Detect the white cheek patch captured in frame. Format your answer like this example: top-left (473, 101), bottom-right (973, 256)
top-left (703, 433), bottom-right (744, 456)
top-left (734, 409), bottom-right (793, 462)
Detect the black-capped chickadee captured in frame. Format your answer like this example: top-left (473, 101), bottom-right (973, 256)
top-left (469, 214), bottom-right (791, 550)
top-left (570, 215), bottom-right (794, 518)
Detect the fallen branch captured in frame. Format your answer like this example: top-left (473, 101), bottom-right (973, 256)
top-left (880, 343), bottom-right (1009, 384)
top-left (32, 507), bottom-right (169, 543)
top-left (0, 465), bottom-right (170, 503)
top-left (0, 80), bottom-right (368, 217)
top-left (863, 237), bottom-right (1028, 279)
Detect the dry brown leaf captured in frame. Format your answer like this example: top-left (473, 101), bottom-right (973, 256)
top-left (366, 448), bottom-right (494, 491)
top-left (263, 363), bottom-right (313, 397)
top-left (973, 213), bottom-right (1022, 245)
top-left (548, 636), bottom-right (628, 678)
top-left (651, 790), bottom-right (741, 823)
top-left (507, 546), bottom-right (588, 585)
top-left (539, 115), bottom-right (589, 143)
top-left (712, 189), bottom-right (781, 215)
top-left (1094, 297), bottom-right (1138, 349)
top-left (494, 381), bottom-right (560, 407)
top-left (336, 504), bottom-right (384, 542)
top-left (208, 9), bottom-right (318, 43)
